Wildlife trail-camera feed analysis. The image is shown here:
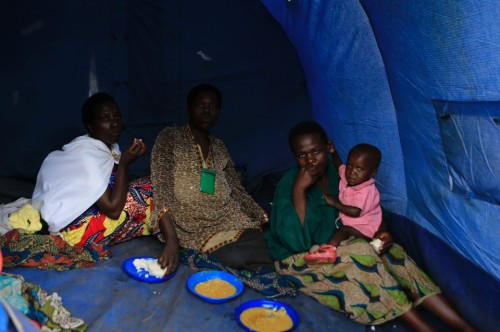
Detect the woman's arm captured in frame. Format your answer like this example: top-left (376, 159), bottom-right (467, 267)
top-left (150, 128), bottom-right (177, 231)
top-left (328, 140), bottom-right (343, 170)
top-left (157, 212), bottom-right (179, 276)
top-left (150, 128), bottom-right (180, 272)
top-left (292, 163), bottom-right (319, 226)
top-left (269, 171), bottom-right (318, 254)
top-left (96, 139), bottom-right (146, 219)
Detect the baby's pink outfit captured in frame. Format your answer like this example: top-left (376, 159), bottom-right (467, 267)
top-left (338, 164), bottom-right (382, 238)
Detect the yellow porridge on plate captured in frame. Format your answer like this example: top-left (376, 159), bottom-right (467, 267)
top-left (194, 278), bottom-right (237, 298)
top-left (239, 307), bottom-right (294, 332)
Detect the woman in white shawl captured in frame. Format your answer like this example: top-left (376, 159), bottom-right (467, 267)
top-left (32, 93), bottom-right (152, 248)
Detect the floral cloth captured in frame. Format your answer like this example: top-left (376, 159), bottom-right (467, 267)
top-left (0, 229), bottom-right (111, 270)
top-left (275, 238), bottom-right (440, 325)
top-left (60, 176), bottom-right (153, 247)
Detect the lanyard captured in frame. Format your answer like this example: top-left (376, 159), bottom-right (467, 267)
top-left (188, 124), bottom-right (213, 169)
top-left (195, 143), bottom-right (209, 169)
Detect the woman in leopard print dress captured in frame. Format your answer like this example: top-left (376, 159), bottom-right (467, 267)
top-left (150, 84), bottom-right (272, 275)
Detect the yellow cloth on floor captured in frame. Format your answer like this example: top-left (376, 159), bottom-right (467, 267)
top-left (8, 204), bottom-right (42, 233)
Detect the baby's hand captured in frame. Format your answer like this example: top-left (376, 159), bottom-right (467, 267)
top-left (370, 238), bottom-right (383, 254)
top-left (323, 193), bottom-right (340, 207)
top-left (373, 230), bottom-right (393, 254)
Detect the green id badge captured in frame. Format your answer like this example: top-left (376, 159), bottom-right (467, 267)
top-left (200, 168), bottom-right (216, 194)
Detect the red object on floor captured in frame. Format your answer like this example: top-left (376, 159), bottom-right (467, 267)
top-left (304, 244), bottom-right (337, 265)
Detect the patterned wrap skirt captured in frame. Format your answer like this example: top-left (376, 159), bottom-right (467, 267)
top-left (60, 176), bottom-right (153, 247)
top-left (274, 238), bottom-right (441, 325)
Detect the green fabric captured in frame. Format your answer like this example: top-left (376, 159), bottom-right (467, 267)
top-left (266, 161), bottom-right (340, 260)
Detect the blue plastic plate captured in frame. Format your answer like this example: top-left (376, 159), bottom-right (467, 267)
top-left (187, 270), bottom-right (244, 304)
top-left (235, 299), bottom-right (300, 332)
top-left (122, 256), bottom-right (176, 283)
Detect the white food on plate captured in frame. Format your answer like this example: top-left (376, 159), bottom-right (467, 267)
top-left (132, 258), bottom-right (167, 278)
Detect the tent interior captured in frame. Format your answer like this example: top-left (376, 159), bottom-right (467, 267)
top-left (0, 0), bottom-right (498, 331)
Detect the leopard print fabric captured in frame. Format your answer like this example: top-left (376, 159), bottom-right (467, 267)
top-left (150, 125), bottom-right (266, 251)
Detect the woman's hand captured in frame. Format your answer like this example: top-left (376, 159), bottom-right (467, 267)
top-left (158, 240), bottom-right (179, 276)
top-left (295, 163), bottom-right (321, 191)
top-left (293, 166), bottom-right (319, 226)
top-left (328, 139), bottom-right (336, 154)
top-left (373, 230), bottom-right (393, 254)
top-left (121, 138), bottom-right (147, 165)
top-left (96, 138), bottom-right (146, 218)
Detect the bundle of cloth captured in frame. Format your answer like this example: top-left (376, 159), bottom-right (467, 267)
top-left (0, 210), bottom-right (88, 331)
top-left (0, 198), bottom-right (111, 271)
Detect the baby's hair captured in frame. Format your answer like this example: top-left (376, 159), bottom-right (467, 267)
top-left (288, 121), bottom-right (328, 151)
top-left (349, 143), bottom-right (382, 169)
top-left (187, 83), bottom-right (222, 108)
top-left (81, 92), bottom-right (118, 132)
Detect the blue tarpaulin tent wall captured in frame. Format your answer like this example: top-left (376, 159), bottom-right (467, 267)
top-left (1, 1), bottom-right (499, 330)
top-left (260, 1), bottom-right (499, 328)
top-left (263, 0), bottom-right (500, 274)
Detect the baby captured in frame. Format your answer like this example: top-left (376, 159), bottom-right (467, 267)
top-left (305, 143), bottom-right (383, 264)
